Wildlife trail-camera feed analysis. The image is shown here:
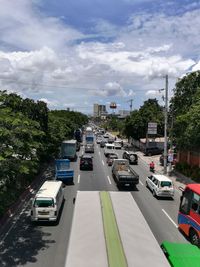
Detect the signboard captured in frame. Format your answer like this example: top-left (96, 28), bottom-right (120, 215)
top-left (168, 154), bottom-right (174, 162)
top-left (148, 122), bottom-right (157, 135)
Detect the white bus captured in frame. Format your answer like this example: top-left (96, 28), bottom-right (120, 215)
top-left (31, 181), bottom-right (64, 222)
top-left (64, 191), bottom-right (170, 267)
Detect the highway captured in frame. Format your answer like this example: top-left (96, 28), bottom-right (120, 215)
top-left (0, 139), bottom-right (188, 267)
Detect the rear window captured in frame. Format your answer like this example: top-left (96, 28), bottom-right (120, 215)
top-left (34, 198), bottom-right (54, 207)
top-left (160, 181), bottom-right (172, 187)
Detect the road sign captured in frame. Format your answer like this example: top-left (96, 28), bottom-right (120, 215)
top-left (148, 122), bottom-right (157, 135)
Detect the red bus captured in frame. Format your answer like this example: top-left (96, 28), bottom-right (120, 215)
top-left (178, 184), bottom-right (200, 246)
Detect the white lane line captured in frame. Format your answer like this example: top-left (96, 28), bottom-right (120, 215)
top-left (77, 174), bottom-right (80, 184)
top-left (99, 151), bottom-right (100, 155)
top-left (162, 209), bottom-right (178, 228)
top-left (139, 180), bottom-right (144, 186)
top-left (102, 160), bottom-right (105, 166)
top-left (107, 176), bottom-right (112, 184)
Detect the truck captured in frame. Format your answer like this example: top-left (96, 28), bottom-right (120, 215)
top-left (61, 140), bottom-right (77, 161)
top-left (74, 129), bottom-right (83, 143)
top-left (85, 135), bottom-right (94, 144)
top-left (55, 159), bottom-right (74, 184)
top-left (64, 191), bottom-right (171, 267)
top-left (112, 159), bottom-right (139, 188)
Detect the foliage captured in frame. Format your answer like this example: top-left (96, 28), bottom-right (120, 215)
top-left (171, 71), bottom-right (200, 150)
top-left (123, 99), bottom-right (164, 140)
top-left (175, 162), bottom-right (200, 182)
top-left (0, 90), bottom-right (88, 217)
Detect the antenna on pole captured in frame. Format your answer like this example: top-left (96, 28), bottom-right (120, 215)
top-left (127, 99), bottom-right (134, 112)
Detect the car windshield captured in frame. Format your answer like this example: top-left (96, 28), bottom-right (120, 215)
top-left (160, 181), bottom-right (172, 187)
top-left (34, 198), bottom-right (54, 207)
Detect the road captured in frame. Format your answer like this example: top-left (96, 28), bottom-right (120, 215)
top-left (0, 139), bottom-right (188, 267)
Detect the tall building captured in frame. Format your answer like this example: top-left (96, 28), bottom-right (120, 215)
top-left (93, 103), bottom-right (107, 117)
top-left (93, 104), bottom-right (99, 117)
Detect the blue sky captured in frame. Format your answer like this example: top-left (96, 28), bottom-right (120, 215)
top-left (0, 0), bottom-right (200, 114)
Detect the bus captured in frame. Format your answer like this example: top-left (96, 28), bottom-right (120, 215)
top-left (31, 181), bottom-right (64, 222)
top-left (64, 191), bottom-right (170, 267)
top-left (178, 184), bottom-right (200, 246)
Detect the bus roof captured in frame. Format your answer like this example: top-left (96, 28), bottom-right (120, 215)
top-left (186, 184), bottom-right (200, 195)
top-left (35, 181), bottom-right (62, 199)
top-left (65, 191), bottom-right (170, 267)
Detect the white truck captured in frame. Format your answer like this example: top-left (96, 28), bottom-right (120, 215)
top-left (112, 159), bottom-right (139, 188)
top-left (64, 191), bottom-right (170, 267)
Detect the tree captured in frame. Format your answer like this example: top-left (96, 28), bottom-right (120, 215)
top-left (123, 99), bottom-right (164, 140)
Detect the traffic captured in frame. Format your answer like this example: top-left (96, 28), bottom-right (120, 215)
top-left (0, 124), bottom-right (199, 267)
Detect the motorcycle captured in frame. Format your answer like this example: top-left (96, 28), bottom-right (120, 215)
top-left (149, 166), bottom-right (155, 173)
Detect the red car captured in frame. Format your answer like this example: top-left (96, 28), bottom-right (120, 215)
top-left (107, 153), bottom-right (118, 166)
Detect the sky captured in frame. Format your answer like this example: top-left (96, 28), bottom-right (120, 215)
top-left (0, 0), bottom-right (200, 114)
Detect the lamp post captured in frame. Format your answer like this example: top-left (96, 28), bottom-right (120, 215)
top-left (163, 75), bottom-right (168, 174)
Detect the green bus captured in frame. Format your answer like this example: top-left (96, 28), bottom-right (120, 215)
top-left (161, 241), bottom-right (200, 267)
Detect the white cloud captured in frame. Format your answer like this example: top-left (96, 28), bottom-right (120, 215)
top-left (0, 0), bottom-right (83, 51)
top-left (145, 90), bottom-right (160, 96)
top-left (91, 82), bottom-right (128, 97)
top-left (0, 1), bottom-right (199, 112)
top-left (39, 98), bottom-right (58, 107)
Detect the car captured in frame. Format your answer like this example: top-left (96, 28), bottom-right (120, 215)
top-left (96, 137), bottom-right (102, 144)
top-left (146, 174), bottom-right (174, 199)
top-left (106, 153), bottom-right (118, 166)
top-left (114, 140), bottom-right (122, 149)
top-left (103, 133), bottom-right (109, 138)
top-left (122, 151), bottom-right (138, 164)
top-left (100, 140), bottom-right (106, 148)
top-left (108, 137), bottom-right (115, 144)
top-left (80, 155), bottom-right (93, 170)
top-left (104, 143), bottom-right (115, 157)
top-left (85, 143), bottom-right (94, 153)
top-left (144, 147), bottom-right (163, 156)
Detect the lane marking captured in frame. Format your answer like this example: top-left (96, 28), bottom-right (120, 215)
top-left (77, 174), bottom-right (80, 184)
top-left (99, 151), bottom-right (101, 155)
top-left (162, 209), bottom-right (178, 228)
top-left (102, 160), bottom-right (105, 166)
top-left (107, 176), bottom-right (112, 185)
top-left (139, 180), bottom-right (144, 186)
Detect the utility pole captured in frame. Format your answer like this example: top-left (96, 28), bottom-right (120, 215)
top-left (164, 75), bottom-right (168, 174)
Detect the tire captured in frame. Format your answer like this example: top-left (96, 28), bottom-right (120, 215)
top-left (189, 229), bottom-right (200, 246)
top-left (152, 190), bottom-right (156, 197)
top-left (146, 181), bottom-right (148, 188)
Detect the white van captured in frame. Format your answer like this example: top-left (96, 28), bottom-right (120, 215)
top-left (146, 174), bottom-right (174, 199)
top-left (104, 143), bottom-right (115, 157)
top-left (31, 180), bottom-right (64, 222)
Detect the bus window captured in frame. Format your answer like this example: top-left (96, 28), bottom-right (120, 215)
top-left (180, 190), bottom-right (192, 214)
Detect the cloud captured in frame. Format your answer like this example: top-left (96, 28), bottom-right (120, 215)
top-left (39, 98), bottom-right (58, 107)
top-left (0, 1), bottom-right (199, 112)
top-left (0, 0), bottom-right (83, 51)
top-left (91, 82), bottom-right (128, 97)
top-left (145, 90), bottom-right (160, 96)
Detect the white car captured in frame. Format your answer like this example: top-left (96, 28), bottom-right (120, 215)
top-left (146, 174), bottom-right (174, 199)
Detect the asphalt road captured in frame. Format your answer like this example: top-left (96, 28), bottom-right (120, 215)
top-left (0, 139), bottom-right (188, 267)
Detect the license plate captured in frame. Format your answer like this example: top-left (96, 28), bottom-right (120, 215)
top-left (125, 184), bottom-right (130, 186)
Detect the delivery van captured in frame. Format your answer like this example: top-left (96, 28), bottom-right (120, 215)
top-left (31, 181), bottom-right (64, 222)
